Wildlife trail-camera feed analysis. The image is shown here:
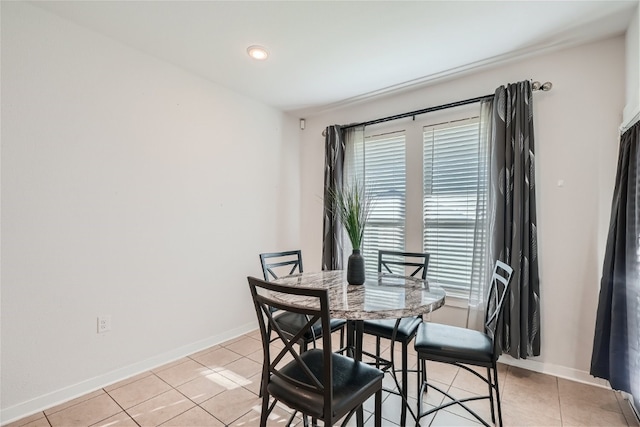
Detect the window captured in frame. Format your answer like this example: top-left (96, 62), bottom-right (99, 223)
top-left (423, 117), bottom-right (484, 295)
top-left (342, 106), bottom-right (485, 296)
top-left (346, 131), bottom-right (406, 277)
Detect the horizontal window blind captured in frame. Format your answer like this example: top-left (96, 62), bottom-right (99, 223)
top-left (423, 118), bottom-right (483, 294)
top-left (348, 132), bottom-right (406, 277)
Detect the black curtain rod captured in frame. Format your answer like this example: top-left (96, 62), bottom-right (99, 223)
top-left (340, 94), bottom-right (494, 131)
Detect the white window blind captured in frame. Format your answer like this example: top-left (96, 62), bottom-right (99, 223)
top-left (423, 117), bottom-right (484, 295)
top-left (347, 132), bottom-right (406, 277)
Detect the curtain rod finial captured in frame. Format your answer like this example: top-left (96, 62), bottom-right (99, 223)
top-left (532, 81), bottom-right (552, 91)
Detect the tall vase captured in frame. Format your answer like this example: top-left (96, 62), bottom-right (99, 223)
top-left (347, 249), bottom-right (366, 285)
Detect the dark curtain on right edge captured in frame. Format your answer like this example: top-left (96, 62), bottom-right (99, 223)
top-left (591, 120), bottom-right (640, 408)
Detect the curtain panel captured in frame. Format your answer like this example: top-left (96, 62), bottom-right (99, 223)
top-left (468, 98), bottom-right (495, 330)
top-left (591, 120), bottom-right (640, 409)
top-left (321, 125), bottom-right (345, 271)
top-left (492, 81), bottom-right (541, 358)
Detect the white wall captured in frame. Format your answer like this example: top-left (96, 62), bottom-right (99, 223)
top-left (623, 5), bottom-right (640, 414)
top-left (624, 4), bottom-right (640, 127)
top-left (300, 36), bottom-right (625, 385)
top-left (0, 2), bottom-right (301, 422)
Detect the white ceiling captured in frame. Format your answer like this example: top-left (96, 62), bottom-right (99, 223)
top-left (31, 1), bottom-right (638, 116)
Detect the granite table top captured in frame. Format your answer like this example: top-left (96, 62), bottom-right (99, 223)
top-left (272, 270), bottom-right (446, 320)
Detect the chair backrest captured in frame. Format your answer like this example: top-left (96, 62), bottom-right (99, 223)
top-left (484, 260), bottom-right (514, 356)
top-left (259, 250), bottom-right (303, 282)
top-left (378, 250), bottom-right (430, 280)
top-left (247, 276), bottom-right (332, 411)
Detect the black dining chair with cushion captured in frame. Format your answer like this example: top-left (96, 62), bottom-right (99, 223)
top-left (258, 250), bottom-right (347, 398)
top-left (248, 276), bottom-right (384, 427)
top-left (362, 250), bottom-right (430, 426)
top-left (413, 260), bottom-right (513, 427)
top-left (259, 250), bottom-right (346, 351)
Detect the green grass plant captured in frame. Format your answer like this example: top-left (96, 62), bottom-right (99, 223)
top-left (328, 181), bottom-right (373, 250)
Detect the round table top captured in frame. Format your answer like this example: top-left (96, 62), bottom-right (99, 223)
top-left (273, 270), bottom-right (446, 320)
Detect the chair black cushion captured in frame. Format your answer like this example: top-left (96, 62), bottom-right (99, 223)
top-left (363, 316), bottom-right (423, 341)
top-left (275, 312), bottom-right (347, 341)
top-left (414, 322), bottom-right (494, 365)
top-left (268, 349), bottom-right (384, 419)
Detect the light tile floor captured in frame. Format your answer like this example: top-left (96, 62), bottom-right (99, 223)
top-left (7, 330), bottom-right (640, 427)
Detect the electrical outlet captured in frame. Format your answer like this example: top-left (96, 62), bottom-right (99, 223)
top-left (97, 315), bottom-right (112, 333)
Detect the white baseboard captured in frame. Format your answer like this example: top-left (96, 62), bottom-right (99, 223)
top-left (498, 354), bottom-right (611, 389)
top-left (621, 392), bottom-right (640, 422)
top-left (0, 322), bottom-right (257, 425)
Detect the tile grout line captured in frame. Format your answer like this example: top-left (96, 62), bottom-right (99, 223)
top-left (105, 373), bottom-right (171, 421)
top-left (170, 353), bottom-right (255, 427)
top-left (102, 390), bottom-right (140, 427)
top-left (556, 376), bottom-right (564, 426)
top-left (108, 371), bottom-right (201, 426)
top-left (40, 389), bottom-right (105, 418)
top-left (186, 351), bottom-right (264, 400)
top-left (143, 373), bottom-right (199, 426)
top-left (171, 369), bottom-right (227, 427)
top-left (193, 402), bottom-right (227, 427)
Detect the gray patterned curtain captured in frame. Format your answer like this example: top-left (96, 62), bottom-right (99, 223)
top-left (590, 120), bottom-right (640, 409)
top-left (492, 81), bottom-right (541, 358)
top-left (321, 125), bottom-right (345, 271)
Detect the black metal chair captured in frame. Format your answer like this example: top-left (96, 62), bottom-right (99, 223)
top-left (248, 276), bottom-right (384, 427)
top-left (259, 250), bottom-right (346, 351)
top-left (258, 250), bottom-right (347, 398)
top-left (414, 260), bottom-right (514, 427)
top-left (362, 250), bottom-right (430, 426)
top-left (260, 250), bottom-right (305, 282)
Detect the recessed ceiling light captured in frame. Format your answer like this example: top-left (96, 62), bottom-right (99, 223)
top-left (247, 45), bottom-right (269, 60)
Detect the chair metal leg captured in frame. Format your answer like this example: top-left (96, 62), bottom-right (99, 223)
top-left (259, 357), bottom-right (270, 398)
top-left (418, 358), bottom-right (427, 399)
top-left (417, 358), bottom-right (422, 402)
top-left (260, 392), bottom-right (270, 427)
top-left (415, 359), bottom-right (500, 427)
top-left (422, 359), bottom-right (427, 384)
top-left (487, 367), bottom-right (496, 423)
top-left (493, 363), bottom-right (504, 427)
top-left (416, 360), bottom-right (428, 427)
top-left (375, 389), bottom-right (383, 427)
top-left (259, 325), bottom-right (272, 398)
top-left (400, 341), bottom-right (408, 427)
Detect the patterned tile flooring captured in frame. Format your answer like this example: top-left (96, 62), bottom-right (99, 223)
top-left (6, 330), bottom-right (639, 426)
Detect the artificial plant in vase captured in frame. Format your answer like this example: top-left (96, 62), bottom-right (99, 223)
top-left (328, 181), bottom-right (373, 285)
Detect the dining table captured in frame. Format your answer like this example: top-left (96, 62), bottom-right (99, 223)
top-left (273, 269), bottom-right (446, 426)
